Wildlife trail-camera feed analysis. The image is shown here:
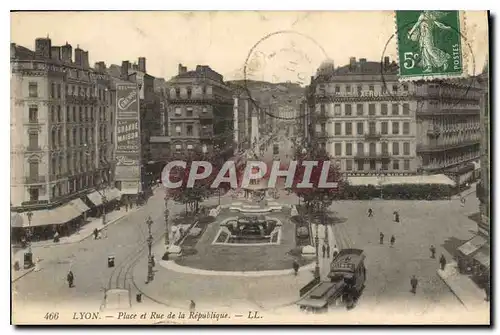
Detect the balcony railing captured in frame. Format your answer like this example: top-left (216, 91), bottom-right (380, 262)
top-left (25, 145), bottom-right (42, 152)
top-left (364, 132), bottom-right (381, 140)
top-left (417, 140), bottom-right (480, 152)
top-left (354, 152), bottom-right (391, 160)
top-left (25, 175), bottom-right (46, 184)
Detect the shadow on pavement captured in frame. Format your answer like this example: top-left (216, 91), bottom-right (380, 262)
top-left (441, 236), bottom-right (468, 259)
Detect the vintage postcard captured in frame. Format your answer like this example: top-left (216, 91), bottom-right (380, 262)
top-left (10, 10), bottom-right (490, 325)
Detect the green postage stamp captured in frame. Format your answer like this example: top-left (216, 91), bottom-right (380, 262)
top-left (395, 10), bottom-right (466, 80)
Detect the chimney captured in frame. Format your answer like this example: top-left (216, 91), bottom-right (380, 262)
top-left (82, 51), bottom-right (89, 68)
top-left (349, 57), bottom-right (356, 71)
top-left (138, 57), bottom-right (146, 72)
top-left (74, 45), bottom-right (83, 65)
top-left (10, 43), bottom-right (16, 59)
top-left (178, 63), bottom-right (187, 75)
top-left (35, 37), bottom-right (51, 59)
top-left (61, 42), bottom-right (72, 63)
top-left (384, 56), bottom-right (390, 69)
top-left (50, 46), bottom-right (61, 61)
top-left (121, 61), bottom-right (130, 79)
top-left (132, 63), bottom-right (138, 71)
top-left (359, 58), bottom-right (367, 71)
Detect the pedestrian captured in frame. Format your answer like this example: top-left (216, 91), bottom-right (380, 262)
top-left (410, 275), bottom-right (418, 294)
top-left (326, 244), bottom-right (331, 258)
top-left (189, 300), bottom-right (196, 312)
top-left (53, 231), bottom-right (60, 243)
top-left (67, 270), bottom-right (74, 288)
top-left (102, 228), bottom-right (108, 239)
top-left (34, 257), bottom-right (41, 272)
top-left (93, 228), bottom-right (99, 240)
top-left (439, 254), bottom-right (447, 271)
top-left (379, 232), bottom-right (384, 245)
top-left (322, 244), bottom-right (326, 258)
top-left (368, 208), bottom-right (373, 217)
top-left (394, 211), bottom-right (400, 223)
top-left (430, 245), bottom-right (436, 259)
top-left (332, 245), bottom-right (339, 258)
top-left (292, 259), bottom-right (299, 276)
top-left (390, 235), bottom-right (395, 247)
top-left (151, 255), bottom-right (156, 268)
top-left (460, 197), bottom-right (466, 207)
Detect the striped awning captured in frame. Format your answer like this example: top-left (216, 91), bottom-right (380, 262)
top-left (12, 204), bottom-right (81, 228)
top-left (87, 188), bottom-right (122, 206)
top-left (69, 198), bottom-right (90, 214)
top-left (458, 235), bottom-right (487, 256)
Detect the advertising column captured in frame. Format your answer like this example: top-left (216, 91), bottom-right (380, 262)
top-left (115, 83), bottom-right (142, 202)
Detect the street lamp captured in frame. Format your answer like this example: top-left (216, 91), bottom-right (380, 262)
top-left (26, 211), bottom-right (33, 255)
top-left (164, 195), bottom-right (170, 248)
top-left (322, 194), bottom-right (330, 247)
top-left (314, 207), bottom-right (320, 279)
top-left (145, 216), bottom-right (154, 283)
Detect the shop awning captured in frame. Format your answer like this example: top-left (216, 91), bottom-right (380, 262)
top-left (120, 188), bottom-right (140, 195)
top-left (458, 235), bottom-right (487, 256)
top-left (11, 213), bottom-right (23, 228)
top-left (13, 205), bottom-right (82, 228)
top-left (69, 198), bottom-right (90, 214)
top-left (87, 188), bottom-right (122, 206)
top-left (473, 247), bottom-right (490, 268)
top-left (106, 188), bottom-right (122, 201)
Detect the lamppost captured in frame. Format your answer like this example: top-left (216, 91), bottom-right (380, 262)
top-left (164, 194), bottom-right (170, 248)
top-left (145, 216), bottom-right (154, 284)
top-left (322, 194), bottom-right (330, 247)
top-left (26, 211), bottom-right (33, 255)
top-left (314, 203), bottom-right (320, 279)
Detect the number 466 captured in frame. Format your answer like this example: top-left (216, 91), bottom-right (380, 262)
top-left (403, 52), bottom-right (419, 69)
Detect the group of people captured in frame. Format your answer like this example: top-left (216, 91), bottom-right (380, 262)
top-left (322, 243), bottom-right (339, 259)
top-left (368, 208), bottom-right (400, 223)
top-left (379, 232), bottom-right (396, 247)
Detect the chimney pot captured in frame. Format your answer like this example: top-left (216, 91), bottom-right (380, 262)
top-left (138, 57), bottom-right (146, 72)
top-left (121, 61), bottom-right (130, 79)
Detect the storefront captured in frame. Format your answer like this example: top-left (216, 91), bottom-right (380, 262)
top-left (85, 188), bottom-right (122, 217)
top-left (456, 235), bottom-right (489, 275)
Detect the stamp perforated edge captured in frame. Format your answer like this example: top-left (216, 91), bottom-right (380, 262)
top-left (394, 10), bottom-right (470, 82)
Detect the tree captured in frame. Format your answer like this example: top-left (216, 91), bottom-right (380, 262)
top-left (166, 150), bottom-right (222, 214)
top-left (291, 145), bottom-right (345, 212)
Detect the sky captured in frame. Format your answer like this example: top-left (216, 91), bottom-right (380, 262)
top-left (11, 11), bottom-right (489, 83)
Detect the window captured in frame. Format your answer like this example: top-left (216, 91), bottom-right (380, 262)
top-left (334, 123), bottom-right (341, 135)
top-left (57, 84), bottom-right (61, 98)
top-left (320, 104), bottom-right (326, 114)
top-left (369, 122), bottom-right (376, 134)
top-left (369, 142), bottom-right (376, 155)
top-left (369, 85), bottom-right (374, 92)
top-left (357, 143), bottom-right (364, 155)
top-left (66, 106), bottom-right (71, 122)
top-left (381, 104), bottom-right (388, 115)
top-left (29, 160), bottom-right (39, 179)
top-left (357, 122), bottom-right (364, 135)
top-left (403, 84), bottom-right (409, 92)
top-left (202, 86), bottom-right (207, 95)
top-left (58, 129), bottom-right (62, 147)
top-left (382, 161), bottom-right (388, 170)
top-left (73, 106), bottom-right (77, 122)
top-left (50, 106), bottom-right (55, 122)
top-left (381, 121), bottom-right (388, 135)
top-left (334, 104), bottom-right (341, 116)
top-left (57, 106), bottom-right (61, 122)
top-left (72, 129), bottom-right (77, 146)
top-left (345, 104), bottom-right (352, 116)
top-left (381, 142), bottom-right (388, 155)
top-left (187, 87), bottom-right (192, 98)
top-left (392, 122), bottom-right (400, 135)
top-left (175, 107), bottom-right (182, 116)
top-left (187, 125), bottom-right (193, 136)
top-left (175, 88), bottom-right (180, 98)
top-left (369, 104), bottom-right (376, 116)
top-left (335, 143), bottom-right (342, 156)
top-left (335, 85), bottom-right (340, 93)
top-left (29, 188), bottom-right (39, 202)
top-left (345, 122), bottom-right (352, 135)
top-left (404, 159), bottom-right (410, 170)
top-left (403, 142), bottom-right (410, 155)
top-left (382, 85), bottom-right (387, 94)
top-left (51, 83), bottom-right (55, 98)
top-left (392, 84), bottom-right (398, 92)
top-left (357, 160), bottom-right (364, 171)
top-left (403, 122), bottom-right (410, 135)
top-left (346, 85), bottom-right (351, 92)
top-left (370, 160), bottom-right (376, 170)
top-left (202, 107), bottom-right (208, 113)
top-left (393, 160), bottom-right (400, 170)
top-left (187, 144), bottom-right (194, 150)
top-left (28, 106), bottom-right (38, 122)
top-left (392, 103), bottom-right (399, 115)
top-left (346, 160), bottom-right (353, 171)
top-left (357, 85), bottom-right (362, 94)
top-left (346, 143), bottom-right (352, 155)
top-left (356, 104), bottom-right (363, 116)
top-left (175, 126), bottom-right (181, 135)
top-left (392, 142), bottom-right (399, 155)
top-left (403, 103), bottom-right (410, 115)
top-left (186, 108), bottom-right (193, 117)
top-left (79, 106), bottom-right (84, 122)
top-left (66, 130), bottom-right (70, 147)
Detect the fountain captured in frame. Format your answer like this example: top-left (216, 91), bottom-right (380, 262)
top-left (213, 215), bottom-right (282, 245)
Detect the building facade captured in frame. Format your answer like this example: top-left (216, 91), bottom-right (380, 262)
top-left (309, 57), bottom-right (481, 180)
top-left (10, 37), bottom-right (117, 234)
top-left (477, 63), bottom-right (489, 236)
top-left (167, 64), bottom-right (234, 160)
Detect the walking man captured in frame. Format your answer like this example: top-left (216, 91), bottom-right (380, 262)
top-left (430, 245), bottom-right (436, 259)
top-left (292, 259), bottom-right (299, 276)
top-left (332, 245), bottom-right (339, 258)
top-left (326, 244), bottom-right (331, 258)
top-left (439, 254), bottom-right (447, 271)
top-left (67, 270), bottom-right (74, 288)
top-left (189, 300), bottom-right (196, 312)
top-left (460, 197), bottom-right (466, 207)
top-left (93, 228), bottom-right (99, 240)
top-left (368, 208), bottom-right (373, 217)
top-left (380, 232), bottom-right (385, 245)
top-left (410, 275), bottom-right (418, 294)
top-left (390, 235), bottom-right (395, 247)
top-left (322, 244), bottom-right (326, 258)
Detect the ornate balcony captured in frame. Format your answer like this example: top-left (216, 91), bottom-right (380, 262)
top-left (24, 175), bottom-right (46, 184)
top-left (364, 132), bottom-right (381, 141)
top-left (354, 152), bottom-right (390, 160)
top-left (25, 145), bottom-right (42, 152)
